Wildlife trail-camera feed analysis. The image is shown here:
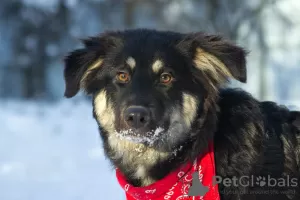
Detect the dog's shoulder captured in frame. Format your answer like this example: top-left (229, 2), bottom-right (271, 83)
top-left (290, 111), bottom-right (300, 130)
top-left (258, 100), bottom-right (300, 140)
top-left (216, 88), bottom-right (299, 133)
top-left (214, 88), bottom-right (264, 175)
top-left (215, 88), bottom-right (300, 177)
top-left (216, 88), bottom-right (263, 132)
top-left (214, 88), bottom-right (300, 199)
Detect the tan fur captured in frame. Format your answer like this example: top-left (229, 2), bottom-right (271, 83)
top-left (135, 166), bottom-right (154, 185)
top-left (94, 89), bottom-right (169, 186)
top-left (126, 57), bottom-right (136, 70)
top-left (107, 133), bottom-right (168, 186)
top-left (194, 48), bottom-right (232, 83)
top-left (182, 93), bottom-right (199, 127)
top-left (280, 134), bottom-right (298, 175)
top-left (80, 58), bottom-right (103, 88)
top-left (152, 59), bottom-right (164, 73)
top-left (135, 165), bottom-right (146, 178)
top-left (107, 132), bottom-right (168, 164)
top-left (94, 89), bottom-right (115, 133)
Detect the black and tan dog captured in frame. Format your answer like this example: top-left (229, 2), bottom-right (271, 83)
top-left (63, 29), bottom-right (300, 200)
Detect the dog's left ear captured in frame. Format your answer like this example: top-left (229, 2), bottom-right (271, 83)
top-left (180, 33), bottom-right (247, 83)
top-left (63, 33), bottom-right (122, 98)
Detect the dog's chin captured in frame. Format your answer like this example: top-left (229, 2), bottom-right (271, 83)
top-left (114, 127), bottom-right (165, 146)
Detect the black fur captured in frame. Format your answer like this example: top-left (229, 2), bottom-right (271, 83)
top-left (63, 29), bottom-right (300, 199)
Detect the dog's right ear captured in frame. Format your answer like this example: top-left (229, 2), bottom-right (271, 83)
top-left (63, 33), bottom-right (122, 98)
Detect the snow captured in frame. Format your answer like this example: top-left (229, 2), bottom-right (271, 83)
top-left (115, 127), bottom-right (164, 145)
top-left (0, 100), bottom-right (124, 200)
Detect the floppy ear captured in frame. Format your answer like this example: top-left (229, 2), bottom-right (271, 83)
top-left (63, 33), bottom-right (122, 98)
top-left (181, 33), bottom-right (247, 84)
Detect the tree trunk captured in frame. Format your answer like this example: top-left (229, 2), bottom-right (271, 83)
top-left (22, 67), bottom-right (35, 98)
top-left (124, 0), bottom-right (136, 28)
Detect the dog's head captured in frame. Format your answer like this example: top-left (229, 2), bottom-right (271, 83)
top-left (63, 29), bottom-right (247, 153)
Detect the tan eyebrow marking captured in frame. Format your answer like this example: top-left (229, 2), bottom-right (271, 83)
top-left (126, 57), bottom-right (136, 70)
top-left (152, 59), bottom-right (164, 73)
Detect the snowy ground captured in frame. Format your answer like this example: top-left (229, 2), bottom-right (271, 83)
top-left (0, 99), bottom-right (124, 200)
top-left (0, 98), bottom-right (299, 200)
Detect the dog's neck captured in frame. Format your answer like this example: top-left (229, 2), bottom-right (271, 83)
top-left (109, 140), bottom-right (194, 186)
top-left (103, 131), bottom-right (186, 186)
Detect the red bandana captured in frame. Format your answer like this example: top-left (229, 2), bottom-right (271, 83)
top-left (116, 143), bottom-right (220, 200)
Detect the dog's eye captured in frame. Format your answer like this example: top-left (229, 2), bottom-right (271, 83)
top-left (160, 73), bottom-right (173, 84)
top-left (116, 72), bottom-right (130, 83)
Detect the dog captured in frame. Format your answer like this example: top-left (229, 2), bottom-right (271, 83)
top-left (63, 29), bottom-right (300, 200)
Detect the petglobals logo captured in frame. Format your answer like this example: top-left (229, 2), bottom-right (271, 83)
top-left (213, 175), bottom-right (298, 188)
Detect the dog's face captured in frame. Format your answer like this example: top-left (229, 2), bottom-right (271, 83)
top-left (63, 29), bottom-right (247, 153)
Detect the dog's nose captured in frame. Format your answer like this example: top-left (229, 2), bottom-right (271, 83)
top-left (124, 106), bottom-right (150, 129)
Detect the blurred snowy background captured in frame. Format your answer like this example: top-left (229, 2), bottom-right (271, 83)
top-left (0, 0), bottom-right (299, 199)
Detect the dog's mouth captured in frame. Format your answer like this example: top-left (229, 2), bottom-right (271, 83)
top-left (114, 127), bottom-right (165, 145)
